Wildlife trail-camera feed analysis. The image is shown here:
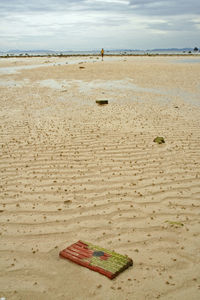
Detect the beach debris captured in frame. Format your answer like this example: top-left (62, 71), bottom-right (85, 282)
top-left (64, 200), bottom-right (72, 204)
top-left (96, 100), bottom-right (108, 105)
top-left (165, 220), bottom-right (184, 227)
top-left (79, 66), bottom-right (85, 69)
top-left (59, 240), bottom-right (133, 279)
top-left (153, 137), bottom-right (165, 144)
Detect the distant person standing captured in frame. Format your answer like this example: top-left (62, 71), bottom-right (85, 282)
top-left (101, 48), bottom-right (104, 61)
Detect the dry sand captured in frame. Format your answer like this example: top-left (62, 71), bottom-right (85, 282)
top-left (0, 56), bottom-right (200, 300)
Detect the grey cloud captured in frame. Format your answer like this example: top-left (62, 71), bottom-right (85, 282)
top-left (0, 0), bottom-right (199, 50)
top-left (0, 0), bottom-right (82, 14)
top-left (147, 19), bottom-right (199, 32)
top-left (129, 0), bottom-right (200, 16)
top-left (0, 0), bottom-right (126, 15)
top-left (2, 0), bottom-right (199, 17)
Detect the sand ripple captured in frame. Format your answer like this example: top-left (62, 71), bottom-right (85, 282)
top-left (0, 56), bottom-right (200, 300)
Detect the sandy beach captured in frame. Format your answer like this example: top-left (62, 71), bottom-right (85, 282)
top-left (0, 55), bottom-right (200, 300)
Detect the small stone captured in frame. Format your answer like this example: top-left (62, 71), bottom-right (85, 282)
top-left (96, 100), bottom-right (108, 105)
top-left (64, 200), bottom-right (72, 204)
top-left (153, 137), bottom-right (165, 144)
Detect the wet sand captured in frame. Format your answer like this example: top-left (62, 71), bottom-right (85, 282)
top-left (0, 56), bottom-right (200, 300)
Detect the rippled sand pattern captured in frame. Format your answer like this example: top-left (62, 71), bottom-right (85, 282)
top-left (0, 56), bottom-right (200, 300)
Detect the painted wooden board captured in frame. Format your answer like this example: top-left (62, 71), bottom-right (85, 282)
top-left (59, 240), bottom-right (133, 279)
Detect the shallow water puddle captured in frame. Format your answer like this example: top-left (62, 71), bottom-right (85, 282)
top-left (172, 58), bottom-right (200, 64)
top-left (0, 56), bottom-right (123, 74)
top-left (77, 79), bottom-right (200, 105)
top-left (0, 79), bottom-right (30, 87)
top-left (39, 79), bottom-right (70, 90)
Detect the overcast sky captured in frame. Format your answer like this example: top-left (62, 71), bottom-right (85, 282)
top-left (0, 0), bottom-right (200, 51)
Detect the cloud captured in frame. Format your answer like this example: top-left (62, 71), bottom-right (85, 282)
top-left (0, 0), bottom-right (199, 50)
top-left (0, 0), bottom-right (127, 15)
top-left (1, 0), bottom-right (200, 15)
top-left (129, 0), bottom-right (200, 16)
top-left (147, 19), bottom-right (198, 32)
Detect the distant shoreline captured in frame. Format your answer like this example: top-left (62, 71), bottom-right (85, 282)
top-left (1, 53), bottom-right (200, 58)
